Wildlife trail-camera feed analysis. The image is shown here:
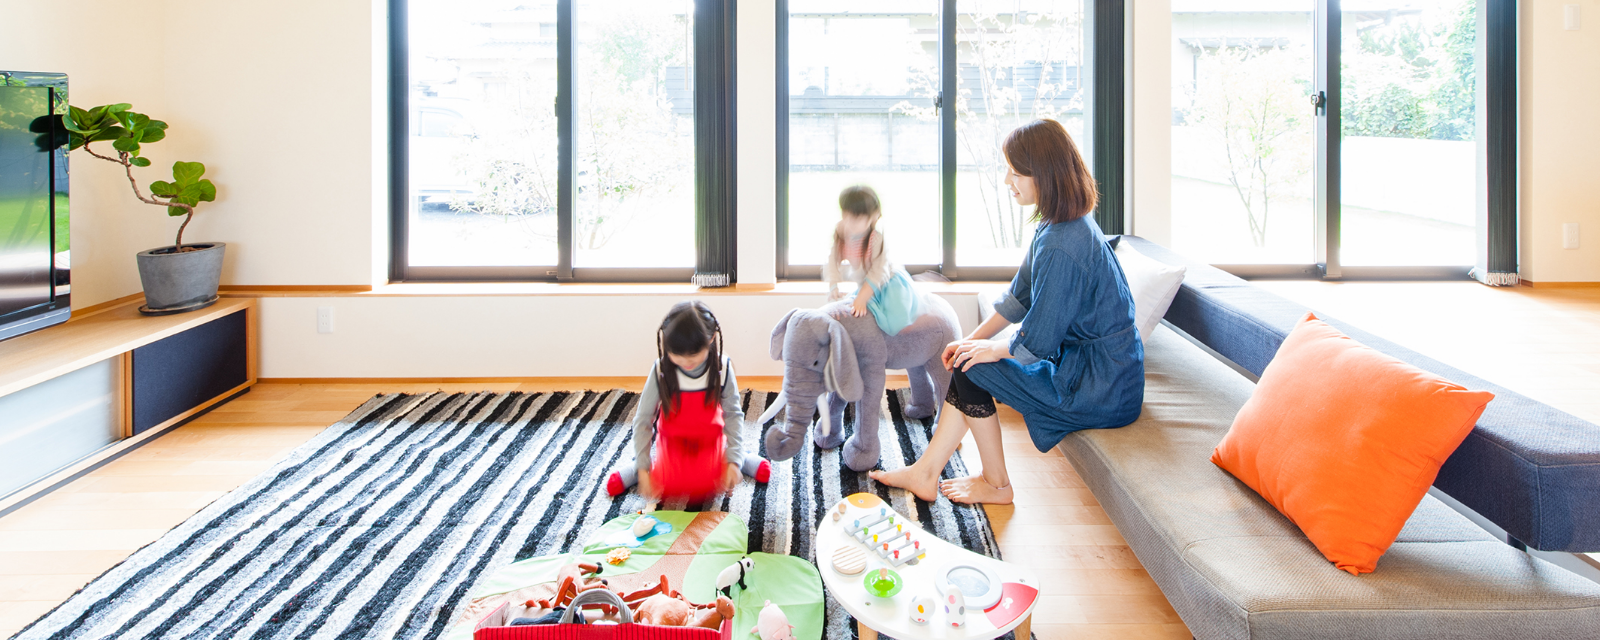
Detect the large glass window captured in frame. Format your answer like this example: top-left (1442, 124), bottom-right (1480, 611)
top-left (575, 0), bottom-right (696, 268)
top-left (1340, 0), bottom-right (1477, 267)
top-left (785, 3), bottom-right (942, 267)
top-left (1169, 4), bottom-right (1315, 265)
top-left (406, 1), bottom-right (561, 269)
top-left (1167, 0), bottom-right (1483, 274)
top-left (780, 0), bottom-right (1102, 279)
top-left (396, 0), bottom-right (718, 281)
top-left (957, 1), bottom-right (1090, 268)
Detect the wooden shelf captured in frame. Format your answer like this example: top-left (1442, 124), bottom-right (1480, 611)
top-left (0, 298), bottom-right (257, 400)
top-left (0, 297), bottom-right (258, 514)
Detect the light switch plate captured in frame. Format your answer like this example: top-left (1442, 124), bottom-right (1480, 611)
top-left (1563, 223), bottom-right (1580, 250)
top-left (1566, 4), bottom-right (1581, 30)
top-left (317, 306), bottom-right (335, 334)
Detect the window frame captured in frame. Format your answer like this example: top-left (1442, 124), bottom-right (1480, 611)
top-left (1204, 0), bottom-right (1515, 281)
top-left (774, 0), bottom-right (1129, 282)
top-left (388, 0), bottom-right (732, 283)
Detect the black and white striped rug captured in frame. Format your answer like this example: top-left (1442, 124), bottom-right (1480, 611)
top-left (14, 389), bottom-right (1004, 640)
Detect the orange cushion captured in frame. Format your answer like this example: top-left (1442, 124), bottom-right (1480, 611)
top-left (1211, 313), bottom-right (1494, 575)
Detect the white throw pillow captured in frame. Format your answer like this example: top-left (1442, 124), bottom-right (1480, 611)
top-left (1114, 242), bottom-right (1186, 342)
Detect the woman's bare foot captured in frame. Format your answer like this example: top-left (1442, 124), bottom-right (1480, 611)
top-left (940, 475), bottom-right (1014, 505)
top-left (869, 466), bottom-right (940, 503)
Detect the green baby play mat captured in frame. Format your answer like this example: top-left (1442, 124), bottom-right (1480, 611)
top-left (447, 511), bottom-right (824, 640)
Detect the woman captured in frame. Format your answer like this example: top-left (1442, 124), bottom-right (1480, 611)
top-left (870, 119), bottom-right (1144, 504)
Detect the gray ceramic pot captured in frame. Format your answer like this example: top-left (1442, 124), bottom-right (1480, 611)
top-left (136, 242), bottom-right (225, 313)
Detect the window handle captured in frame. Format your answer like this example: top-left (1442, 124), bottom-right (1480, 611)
top-left (1310, 91), bottom-right (1326, 116)
top-left (935, 92), bottom-right (942, 112)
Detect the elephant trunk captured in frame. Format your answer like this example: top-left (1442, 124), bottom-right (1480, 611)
top-left (763, 368), bottom-right (826, 462)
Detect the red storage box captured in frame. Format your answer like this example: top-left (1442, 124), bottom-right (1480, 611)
top-left (473, 590), bottom-right (733, 640)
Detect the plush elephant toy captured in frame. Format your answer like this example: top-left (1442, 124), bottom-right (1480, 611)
top-left (762, 292), bottom-right (960, 471)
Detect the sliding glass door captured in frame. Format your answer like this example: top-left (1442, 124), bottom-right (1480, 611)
top-left (1168, 0), bottom-right (1486, 277)
top-left (394, 0), bottom-right (726, 282)
top-left (1169, 5), bottom-right (1315, 265)
top-left (778, 0), bottom-right (1117, 281)
top-left (785, 2), bottom-right (943, 268)
top-left (1339, 1), bottom-right (1477, 267)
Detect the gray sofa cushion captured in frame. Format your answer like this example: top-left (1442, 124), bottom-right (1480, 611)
top-left (1120, 236), bottom-right (1600, 553)
top-left (1056, 325), bottom-right (1600, 639)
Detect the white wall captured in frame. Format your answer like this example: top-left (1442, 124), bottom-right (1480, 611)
top-left (1130, 0), bottom-right (1173, 246)
top-left (1520, 0), bottom-right (1600, 283)
top-left (159, 0), bottom-right (381, 289)
top-left (258, 291), bottom-right (982, 378)
top-left (736, 0), bottom-right (777, 285)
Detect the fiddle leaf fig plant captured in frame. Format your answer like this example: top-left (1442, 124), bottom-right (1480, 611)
top-left (62, 103), bottom-right (216, 251)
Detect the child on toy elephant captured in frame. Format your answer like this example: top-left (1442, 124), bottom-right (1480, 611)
top-left (608, 301), bottom-right (771, 501)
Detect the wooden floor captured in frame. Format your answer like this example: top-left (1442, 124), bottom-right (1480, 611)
top-left (1254, 281), bottom-right (1600, 425)
top-left (2, 280), bottom-right (1596, 639)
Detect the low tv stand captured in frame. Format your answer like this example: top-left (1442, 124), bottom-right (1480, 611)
top-left (0, 296), bottom-right (257, 513)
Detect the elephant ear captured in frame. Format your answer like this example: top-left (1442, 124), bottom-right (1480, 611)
top-left (823, 317), bottom-right (863, 402)
top-left (770, 308), bottom-right (801, 360)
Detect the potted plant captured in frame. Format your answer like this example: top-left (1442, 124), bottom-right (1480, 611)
top-left (64, 103), bottom-right (220, 315)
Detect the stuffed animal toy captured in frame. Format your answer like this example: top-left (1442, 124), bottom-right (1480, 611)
top-left (764, 294), bottom-right (959, 471)
top-left (633, 593), bottom-right (692, 626)
top-left (631, 591), bottom-right (735, 629)
top-left (618, 575), bottom-right (677, 605)
top-left (750, 600), bottom-right (795, 640)
top-left (690, 596), bottom-right (736, 629)
top-left (527, 562), bottom-right (608, 611)
top-left (715, 556), bottom-right (754, 598)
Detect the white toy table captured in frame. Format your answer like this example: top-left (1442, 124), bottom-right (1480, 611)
top-left (814, 493), bottom-right (1038, 640)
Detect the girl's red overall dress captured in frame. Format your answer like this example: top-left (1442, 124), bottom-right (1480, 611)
top-left (649, 390), bottom-right (726, 501)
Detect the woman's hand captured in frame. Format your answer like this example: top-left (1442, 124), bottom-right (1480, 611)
top-left (720, 462), bottom-right (742, 492)
top-left (943, 339), bottom-right (1012, 372)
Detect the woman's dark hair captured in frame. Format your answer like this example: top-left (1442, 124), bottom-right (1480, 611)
top-left (656, 300), bottom-right (723, 416)
top-left (1002, 119), bottom-right (1098, 224)
top-left (836, 185), bottom-right (881, 264)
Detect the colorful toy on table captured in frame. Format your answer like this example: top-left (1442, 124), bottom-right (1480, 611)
top-left (830, 545), bottom-right (867, 575)
top-left (936, 562), bottom-right (1005, 610)
top-left (843, 506), bottom-right (926, 567)
top-left (715, 556), bottom-right (754, 598)
top-left (863, 567), bottom-right (902, 598)
top-left (941, 583), bottom-right (967, 629)
top-left (751, 600), bottom-right (795, 640)
top-left (909, 593), bottom-right (936, 624)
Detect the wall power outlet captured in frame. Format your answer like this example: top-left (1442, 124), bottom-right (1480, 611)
top-left (317, 306), bottom-right (335, 334)
top-left (1563, 223), bottom-right (1581, 250)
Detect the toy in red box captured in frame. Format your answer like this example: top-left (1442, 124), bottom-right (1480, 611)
top-left (448, 511), bottom-right (823, 640)
top-left (473, 589), bottom-right (734, 640)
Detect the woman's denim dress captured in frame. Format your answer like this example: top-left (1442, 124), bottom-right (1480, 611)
top-left (966, 216), bottom-right (1146, 452)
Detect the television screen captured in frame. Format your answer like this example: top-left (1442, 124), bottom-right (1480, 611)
top-left (0, 86), bottom-right (55, 319)
top-left (0, 71), bottom-right (69, 342)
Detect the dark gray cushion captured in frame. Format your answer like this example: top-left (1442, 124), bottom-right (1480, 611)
top-left (1058, 325), bottom-right (1600, 639)
top-left (1122, 236), bottom-right (1600, 554)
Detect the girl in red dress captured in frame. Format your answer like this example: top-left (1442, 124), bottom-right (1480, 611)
top-left (607, 301), bottom-right (770, 501)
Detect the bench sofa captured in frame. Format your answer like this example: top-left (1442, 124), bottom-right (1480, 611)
top-left (989, 237), bottom-right (1600, 639)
